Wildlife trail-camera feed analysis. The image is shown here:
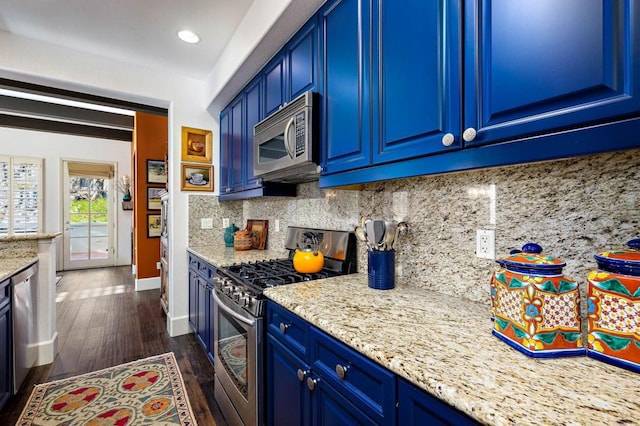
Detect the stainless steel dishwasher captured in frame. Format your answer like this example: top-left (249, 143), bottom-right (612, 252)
top-left (11, 263), bottom-right (37, 393)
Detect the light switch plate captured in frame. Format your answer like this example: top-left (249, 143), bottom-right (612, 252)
top-left (201, 218), bottom-right (214, 229)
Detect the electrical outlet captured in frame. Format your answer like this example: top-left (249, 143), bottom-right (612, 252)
top-left (476, 229), bottom-right (495, 259)
top-left (201, 218), bottom-right (213, 229)
top-left (275, 219), bottom-right (280, 232)
top-left (222, 218), bottom-right (230, 228)
top-left (156, 261), bottom-right (161, 270)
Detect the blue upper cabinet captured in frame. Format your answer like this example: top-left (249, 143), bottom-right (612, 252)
top-left (321, 0), bottom-right (372, 174)
top-left (219, 108), bottom-right (231, 194)
top-left (464, 0), bottom-right (640, 147)
top-left (244, 76), bottom-right (263, 189)
top-left (230, 95), bottom-right (245, 193)
top-left (372, 0), bottom-right (461, 164)
top-left (287, 16), bottom-right (319, 100)
top-left (264, 53), bottom-right (286, 117)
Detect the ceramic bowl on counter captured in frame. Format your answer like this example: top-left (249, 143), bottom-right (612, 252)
top-left (587, 238), bottom-right (640, 373)
top-left (490, 243), bottom-right (584, 358)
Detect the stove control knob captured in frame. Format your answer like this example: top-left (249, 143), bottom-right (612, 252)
top-left (223, 283), bottom-right (234, 295)
top-left (239, 293), bottom-right (251, 307)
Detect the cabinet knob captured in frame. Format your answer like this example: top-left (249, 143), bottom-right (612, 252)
top-left (463, 127), bottom-right (477, 142)
top-left (441, 133), bottom-right (455, 147)
top-left (297, 369), bottom-right (308, 382)
top-left (335, 364), bottom-right (348, 379)
top-left (225, 187), bottom-right (231, 193)
top-left (306, 377), bottom-right (317, 391)
top-left (279, 322), bottom-right (290, 334)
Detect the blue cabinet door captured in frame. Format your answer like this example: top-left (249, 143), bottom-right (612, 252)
top-left (188, 270), bottom-right (197, 332)
top-left (230, 96), bottom-right (245, 193)
top-left (244, 77), bottom-right (263, 189)
top-left (264, 53), bottom-right (286, 117)
top-left (321, 0), bottom-right (372, 174)
top-left (312, 373), bottom-right (381, 426)
top-left (0, 301), bottom-right (11, 410)
top-left (288, 17), bottom-right (319, 100)
top-left (266, 333), bottom-right (311, 426)
top-left (397, 377), bottom-right (478, 425)
top-left (219, 108), bottom-right (231, 194)
top-left (464, 0), bottom-right (640, 147)
top-left (373, 0), bottom-right (461, 164)
top-left (196, 277), bottom-right (208, 350)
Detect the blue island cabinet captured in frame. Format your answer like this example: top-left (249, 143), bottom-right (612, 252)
top-left (0, 278), bottom-right (11, 410)
top-left (320, 0), bottom-right (640, 187)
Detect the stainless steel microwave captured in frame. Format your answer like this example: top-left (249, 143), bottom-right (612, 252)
top-left (253, 90), bottom-right (319, 183)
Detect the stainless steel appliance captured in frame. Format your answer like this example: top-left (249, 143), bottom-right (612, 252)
top-left (11, 263), bottom-right (37, 393)
top-left (212, 227), bottom-right (357, 426)
top-left (253, 91), bottom-right (319, 183)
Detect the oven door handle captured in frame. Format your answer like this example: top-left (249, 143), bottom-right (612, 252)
top-left (212, 289), bottom-right (256, 327)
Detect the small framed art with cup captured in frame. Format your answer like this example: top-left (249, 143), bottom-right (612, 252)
top-left (181, 164), bottom-right (214, 191)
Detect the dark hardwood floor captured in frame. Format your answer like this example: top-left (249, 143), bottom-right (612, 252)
top-left (0, 266), bottom-right (227, 425)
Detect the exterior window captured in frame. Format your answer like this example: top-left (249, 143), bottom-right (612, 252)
top-left (0, 156), bottom-right (43, 235)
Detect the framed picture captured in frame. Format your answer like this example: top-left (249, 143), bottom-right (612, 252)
top-left (147, 214), bottom-right (162, 238)
top-left (246, 219), bottom-right (269, 250)
top-left (147, 187), bottom-right (164, 210)
top-left (147, 159), bottom-right (167, 184)
top-left (181, 126), bottom-right (212, 163)
top-left (181, 163), bottom-right (214, 191)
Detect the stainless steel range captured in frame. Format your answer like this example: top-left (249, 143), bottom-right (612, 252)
top-left (212, 226), bottom-right (357, 426)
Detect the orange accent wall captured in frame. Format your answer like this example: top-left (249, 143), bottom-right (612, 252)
top-left (132, 112), bottom-right (167, 279)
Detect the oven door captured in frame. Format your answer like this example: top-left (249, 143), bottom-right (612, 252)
top-left (213, 288), bottom-right (263, 426)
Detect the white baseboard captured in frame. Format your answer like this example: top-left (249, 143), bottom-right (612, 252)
top-left (34, 331), bottom-right (58, 366)
top-left (167, 313), bottom-right (191, 337)
top-left (135, 276), bottom-right (160, 291)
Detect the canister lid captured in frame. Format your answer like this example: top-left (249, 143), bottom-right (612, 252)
top-left (594, 238), bottom-right (640, 276)
top-left (496, 242), bottom-right (566, 276)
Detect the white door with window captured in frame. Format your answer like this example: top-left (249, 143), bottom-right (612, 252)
top-left (62, 161), bottom-right (116, 270)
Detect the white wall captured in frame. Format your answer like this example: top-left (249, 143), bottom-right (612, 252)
top-left (0, 127), bottom-right (132, 268)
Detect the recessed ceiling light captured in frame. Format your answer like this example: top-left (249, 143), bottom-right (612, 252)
top-left (177, 30), bottom-right (200, 44)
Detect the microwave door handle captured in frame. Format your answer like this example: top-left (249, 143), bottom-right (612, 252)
top-left (284, 117), bottom-right (296, 159)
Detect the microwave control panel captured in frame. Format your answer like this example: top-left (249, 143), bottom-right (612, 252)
top-left (295, 111), bottom-right (306, 157)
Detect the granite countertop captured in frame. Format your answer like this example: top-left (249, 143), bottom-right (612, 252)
top-left (264, 274), bottom-right (639, 426)
top-left (187, 245), bottom-right (288, 267)
top-left (0, 232), bottom-right (61, 242)
top-left (0, 257), bottom-right (39, 282)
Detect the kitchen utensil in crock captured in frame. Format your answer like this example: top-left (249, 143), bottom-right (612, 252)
top-left (490, 242), bottom-right (583, 358)
top-left (392, 222), bottom-right (408, 250)
top-left (373, 220), bottom-right (386, 250)
top-left (586, 238), bottom-right (640, 373)
top-left (293, 231), bottom-right (325, 273)
top-left (365, 219), bottom-right (378, 250)
top-left (383, 221), bottom-right (396, 250)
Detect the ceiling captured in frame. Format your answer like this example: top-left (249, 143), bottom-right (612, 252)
top-left (0, 0), bottom-right (254, 80)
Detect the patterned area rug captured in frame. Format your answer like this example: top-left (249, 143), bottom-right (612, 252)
top-left (16, 352), bottom-right (197, 425)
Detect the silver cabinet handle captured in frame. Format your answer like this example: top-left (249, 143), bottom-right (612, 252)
top-left (463, 127), bottom-right (477, 142)
top-left (306, 377), bottom-right (317, 391)
top-left (335, 364), bottom-right (348, 379)
top-left (279, 323), bottom-right (289, 333)
top-left (297, 369), bottom-right (308, 382)
top-left (441, 133), bottom-right (455, 146)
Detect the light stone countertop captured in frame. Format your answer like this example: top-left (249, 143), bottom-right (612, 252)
top-left (187, 245), bottom-right (289, 267)
top-left (0, 257), bottom-right (39, 282)
top-left (263, 274), bottom-right (640, 426)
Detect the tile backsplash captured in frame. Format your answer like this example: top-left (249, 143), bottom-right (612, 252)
top-left (189, 148), bottom-right (640, 304)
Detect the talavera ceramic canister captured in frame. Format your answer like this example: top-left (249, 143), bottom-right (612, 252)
top-left (490, 243), bottom-right (584, 358)
top-left (587, 238), bottom-right (640, 373)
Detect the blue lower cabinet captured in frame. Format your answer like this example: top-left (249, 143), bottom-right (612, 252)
top-left (397, 377), bottom-right (478, 426)
top-left (266, 333), bottom-right (311, 426)
top-left (266, 301), bottom-right (478, 425)
top-left (188, 253), bottom-right (215, 364)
